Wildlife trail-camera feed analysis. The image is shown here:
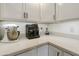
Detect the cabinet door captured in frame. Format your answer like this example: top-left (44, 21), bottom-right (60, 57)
top-left (38, 44), bottom-right (48, 56)
top-left (56, 3), bottom-right (79, 21)
top-left (17, 48), bottom-right (37, 56)
top-left (49, 45), bottom-right (63, 56)
top-left (24, 3), bottom-right (40, 22)
top-left (40, 3), bottom-right (55, 23)
top-left (0, 3), bottom-right (23, 20)
top-left (63, 52), bottom-right (72, 56)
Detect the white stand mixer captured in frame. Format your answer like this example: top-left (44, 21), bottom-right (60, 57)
top-left (1, 24), bottom-right (20, 43)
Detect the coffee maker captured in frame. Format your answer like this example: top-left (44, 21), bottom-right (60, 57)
top-left (26, 24), bottom-right (40, 39)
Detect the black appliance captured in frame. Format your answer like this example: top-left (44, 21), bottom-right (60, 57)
top-left (26, 24), bottom-right (40, 39)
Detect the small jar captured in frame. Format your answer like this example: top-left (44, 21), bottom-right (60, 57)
top-left (45, 28), bottom-right (49, 35)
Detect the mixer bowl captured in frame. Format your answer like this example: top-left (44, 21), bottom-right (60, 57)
top-left (7, 31), bottom-right (20, 41)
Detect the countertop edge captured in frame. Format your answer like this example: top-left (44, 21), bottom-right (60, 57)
top-left (4, 42), bottom-right (48, 56)
top-left (48, 42), bottom-right (79, 56)
top-left (5, 42), bottom-right (79, 56)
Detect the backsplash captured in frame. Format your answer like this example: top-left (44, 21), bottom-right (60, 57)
top-left (48, 20), bottom-right (79, 39)
top-left (0, 21), bottom-right (47, 38)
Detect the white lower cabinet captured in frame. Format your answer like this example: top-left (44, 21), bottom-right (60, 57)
top-left (37, 44), bottom-right (48, 56)
top-left (49, 45), bottom-right (63, 56)
top-left (17, 44), bottom-right (72, 56)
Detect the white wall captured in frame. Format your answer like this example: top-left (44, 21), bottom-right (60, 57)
top-left (48, 20), bottom-right (79, 35)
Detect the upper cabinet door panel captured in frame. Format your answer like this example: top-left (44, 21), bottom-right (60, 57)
top-left (29, 3), bottom-right (40, 21)
top-left (56, 3), bottom-right (79, 21)
top-left (40, 3), bottom-right (55, 22)
top-left (24, 3), bottom-right (40, 21)
top-left (0, 3), bottom-right (23, 19)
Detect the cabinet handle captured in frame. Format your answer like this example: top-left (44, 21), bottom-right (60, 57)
top-left (53, 15), bottom-right (56, 20)
top-left (24, 12), bottom-right (25, 18)
top-left (57, 52), bottom-right (60, 56)
top-left (24, 12), bottom-right (28, 18)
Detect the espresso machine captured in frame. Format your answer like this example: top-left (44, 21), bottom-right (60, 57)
top-left (26, 24), bottom-right (40, 39)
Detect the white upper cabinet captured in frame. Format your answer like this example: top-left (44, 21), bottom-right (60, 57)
top-left (24, 3), bottom-right (40, 22)
top-left (0, 3), bottom-right (55, 23)
top-left (56, 3), bottom-right (79, 21)
top-left (40, 3), bottom-right (55, 23)
top-left (1, 3), bottom-right (79, 23)
top-left (0, 3), bottom-right (23, 20)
